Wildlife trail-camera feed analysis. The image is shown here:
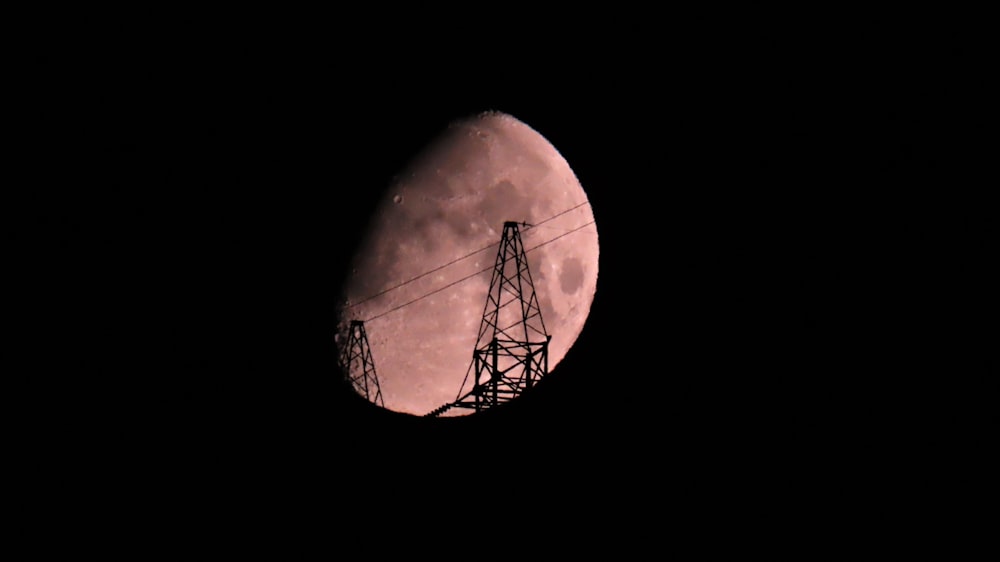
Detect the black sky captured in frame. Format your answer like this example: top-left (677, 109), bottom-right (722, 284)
top-left (32, 20), bottom-right (993, 518)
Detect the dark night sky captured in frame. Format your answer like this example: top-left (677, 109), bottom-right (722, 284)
top-left (30, 20), bottom-right (992, 519)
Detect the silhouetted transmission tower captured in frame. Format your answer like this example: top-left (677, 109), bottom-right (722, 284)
top-left (426, 221), bottom-right (550, 416)
top-left (341, 320), bottom-right (384, 407)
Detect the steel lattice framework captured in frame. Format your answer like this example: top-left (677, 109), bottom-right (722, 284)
top-left (341, 320), bottom-right (384, 407)
top-left (426, 221), bottom-right (550, 416)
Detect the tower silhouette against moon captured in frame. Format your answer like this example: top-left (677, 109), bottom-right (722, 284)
top-left (340, 320), bottom-right (384, 408)
top-left (425, 221), bottom-right (551, 416)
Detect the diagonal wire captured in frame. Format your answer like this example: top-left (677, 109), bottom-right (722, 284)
top-left (364, 262), bottom-right (495, 323)
top-left (348, 201), bottom-right (591, 310)
top-left (525, 201), bottom-right (589, 229)
top-left (364, 220), bottom-right (596, 324)
top-left (346, 243), bottom-right (496, 310)
top-left (524, 220), bottom-right (596, 253)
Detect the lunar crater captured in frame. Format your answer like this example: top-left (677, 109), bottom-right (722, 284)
top-left (559, 257), bottom-right (585, 295)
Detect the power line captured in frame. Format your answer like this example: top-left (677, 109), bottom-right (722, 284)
top-left (526, 201), bottom-right (589, 229)
top-left (365, 261), bottom-right (494, 323)
top-left (525, 220), bottom-right (596, 253)
top-left (348, 201), bottom-right (592, 310)
top-left (363, 220), bottom-right (596, 324)
top-left (347, 241), bottom-right (494, 310)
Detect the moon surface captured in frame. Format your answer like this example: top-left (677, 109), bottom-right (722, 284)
top-left (336, 111), bottom-right (598, 416)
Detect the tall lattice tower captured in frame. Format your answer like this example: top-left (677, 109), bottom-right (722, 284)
top-left (427, 221), bottom-right (550, 416)
top-left (341, 320), bottom-right (384, 407)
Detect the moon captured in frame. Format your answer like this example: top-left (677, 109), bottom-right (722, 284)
top-left (336, 111), bottom-right (598, 416)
